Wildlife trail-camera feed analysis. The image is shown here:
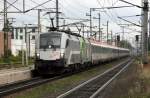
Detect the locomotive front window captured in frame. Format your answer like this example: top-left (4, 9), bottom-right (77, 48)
top-left (40, 33), bottom-right (61, 49)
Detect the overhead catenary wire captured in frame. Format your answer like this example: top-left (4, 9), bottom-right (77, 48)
top-left (25, 0), bottom-right (53, 12)
top-left (0, 0), bottom-right (19, 16)
top-left (60, 0), bottom-right (88, 18)
top-left (96, 0), bottom-right (141, 36)
top-left (29, 0), bottom-right (50, 9)
top-left (51, 0), bottom-right (87, 26)
top-left (0, 0), bottom-right (143, 32)
top-left (6, 0), bottom-right (22, 12)
top-left (5, 0), bottom-right (19, 11)
top-left (96, 0), bottom-right (121, 28)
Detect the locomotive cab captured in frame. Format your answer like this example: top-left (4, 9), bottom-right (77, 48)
top-left (35, 31), bottom-right (68, 74)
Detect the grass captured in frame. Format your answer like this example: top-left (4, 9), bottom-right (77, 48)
top-left (139, 65), bottom-right (150, 94)
top-left (121, 59), bottom-right (150, 98)
top-left (12, 62), bottom-right (116, 98)
top-left (0, 55), bottom-right (34, 69)
top-left (117, 57), bottom-right (150, 98)
top-left (13, 56), bottom-right (150, 98)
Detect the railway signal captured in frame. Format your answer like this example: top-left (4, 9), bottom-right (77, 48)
top-left (135, 35), bottom-right (139, 42)
top-left (117, 35), bottom-right (120, 42)
top-left (119, 0), bottom-right (149, 64)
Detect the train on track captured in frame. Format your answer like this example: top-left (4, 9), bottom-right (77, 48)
top-left (34, 30), bottom-right (130, 75)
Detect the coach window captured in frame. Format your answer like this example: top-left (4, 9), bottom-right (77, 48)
top-left (20, 35), bottom-right (23, 40)
top-left (16, 28), bottom-right (18, 39)
top-left (32, 28), bottom-right (35, 32)
top-left (32, 35), bottom-right (35, 40)
top-left (20, 28), bottom-right (23, 33)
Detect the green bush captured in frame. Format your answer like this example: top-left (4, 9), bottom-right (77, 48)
top-left (0, 51), bottom-right (34, 64)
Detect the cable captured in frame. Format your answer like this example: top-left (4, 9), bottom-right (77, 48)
top-left (6, 0), bottom-right (22, 12)
top-left (0, 0), bottom-right (20, 13)
top-left (61, 0), bottom-right (88, 17)
top-left (25, 0), bottom-right (53, 12)
top-left (71, 0), bottom-right (90, 10)
top-left (97, 0), bottom-right (120, 25)
top-left (7, 0), bottom-right (19, 10)
top-left (29, 0), bottom-right (51, 9)
top-left (112, 0), bottom-right (119, 6)
top-left (53, 0), bottom-right (84, 19)
top-left (96, 0), bottom-right (140, 33)
top-left (106, 0), bottom-right (122, 24)
top-left (97, 0), bottom-right (126, 34)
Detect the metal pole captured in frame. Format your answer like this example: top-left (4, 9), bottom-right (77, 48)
top-left (38, 9), bottom-right (41, 34)
top-left (29, 33), bottom-right (30, 58)
top-left (98, 13), bottom-right (101, 41)
top-left (22, 40), bottom-right (24, 66)
top-left (63, 19), bottom-right (65, 30)
top-left (100, 30), bottom-right (102, 42)
top-left (107, 21), bottom-right (109, 43)
top-left (82, 24), bottom-right (85, 38)
top-left (36, 9), bottom-right (41, 58)
top-left (142, 0), bottom-right (148, 64)
top-left (6, 2), bottom-right (8, 57)
top-left (122, 26), bottom-right (125, 41)
top-left (149, 13), bottom-right (150, 53)
top-left (56, 0), bottom-right (59, 29)
top-left (25, 25), bottom-right (28, 66)
top-left (115, 34), bottom-right (117, 46)
top-left (111, 30), bottom-right (113, 45)
top-left (122, 26), bottom-right (125, 48)
top-left (137, 41), bottom-right (138, 56)
top-left (90, 8), bottom-right (92, 37)
top-left (23, 0), bottom-right (25, 12)
top-left (3, 0), bottom-right (7, 58)
top-left (87, 30), bottom-right (89, 39)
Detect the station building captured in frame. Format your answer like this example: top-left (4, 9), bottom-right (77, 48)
top-left (11, 26), bottom-right (38, 57)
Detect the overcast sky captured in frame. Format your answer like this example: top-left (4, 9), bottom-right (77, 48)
top-left (0, 0), bottom-right (144, 41)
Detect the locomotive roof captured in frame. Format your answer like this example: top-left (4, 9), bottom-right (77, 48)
top-left (40, 30), bottom-right (82, 37)
top-left (40, 31), bottom-right (129, 51)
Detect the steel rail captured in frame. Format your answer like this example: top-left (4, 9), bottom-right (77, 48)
top-left (57, 58), bottom-right (132, 98)
top-left (90, 59), bottom-right (133, 98)
top-left (0, 57), bottom-right (130, 97)
top-left (0, 74), bottom-right (70, 97)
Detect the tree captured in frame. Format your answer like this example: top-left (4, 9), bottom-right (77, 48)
top-left (119, 40), bottom-right (132, 49)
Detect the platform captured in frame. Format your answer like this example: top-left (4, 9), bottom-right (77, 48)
top-left (0, 66), bottom-right (33, 85)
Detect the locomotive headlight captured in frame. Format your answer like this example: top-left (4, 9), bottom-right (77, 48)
top-left (37, 53), bottom-right (40, 56)
top-left (60, 53), bottom-right (64, 58)
top-left (36, 53), bottom-right (40, 58)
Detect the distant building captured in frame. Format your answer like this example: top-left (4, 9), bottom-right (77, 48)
top-left (11, 26), bottom-right (38, 56)
top-left (0, 31), bottom-right (11, 57)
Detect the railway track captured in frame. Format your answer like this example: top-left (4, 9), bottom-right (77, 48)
top-left (0, 57), bottom-right (130, 97)
top-left (0, 74), bottom-right (73, 97)
top-left (57, 58), bottom-right (133, 98)
top-left (0, 64), bottom-right (91, 96)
